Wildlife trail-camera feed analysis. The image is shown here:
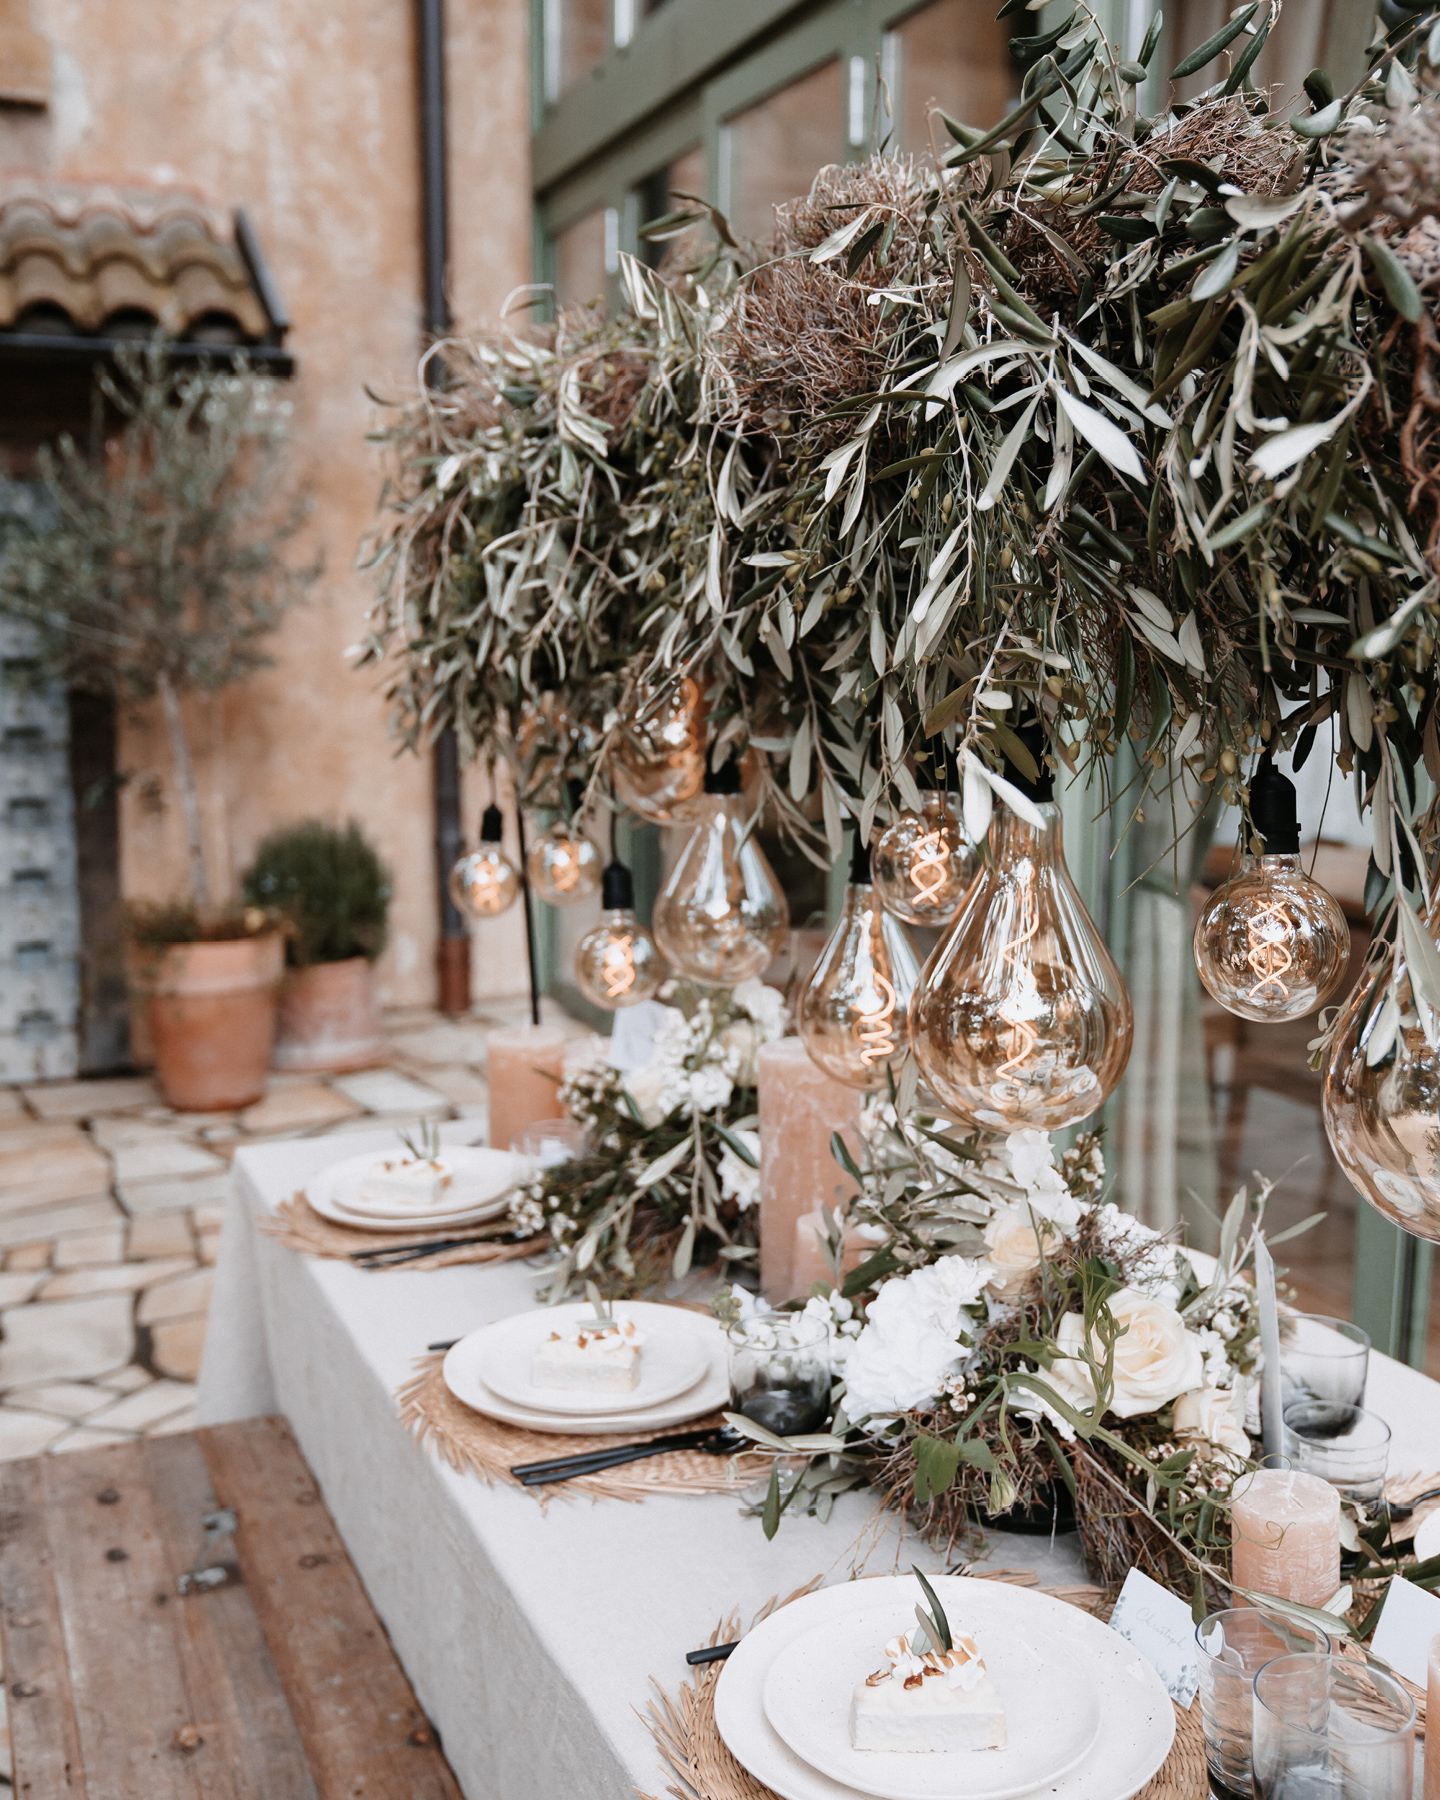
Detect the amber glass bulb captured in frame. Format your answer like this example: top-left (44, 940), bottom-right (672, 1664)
top-left (872, 791), bottom-right (978, 927)
top-left (798, 842), bottom-right (920, 1088)
top-left (525, 819), bottom-right (602, 907)
top-left (1323, 899), bottom-right (1440, 1243)
top-left (652, 764), bottom-right (789, 985)
top-left (1194, 855), bottom-right (1351, 1023)
top-left (448, 806), bottom-right (519, 919)
top-left (908, 800), bottom-right (1133, 1130)
top-left (613, 675), bottom-right (707, 825)
top-left (573, 863), bottom-right (664, 1010)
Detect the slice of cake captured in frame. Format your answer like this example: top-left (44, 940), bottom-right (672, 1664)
top-left (532, 1312), bottom-right (643, 1393)
top-left (358, 1156), bottom-right (453, 1211)
top-left (849, 1575), bottom-right (1006, 1754)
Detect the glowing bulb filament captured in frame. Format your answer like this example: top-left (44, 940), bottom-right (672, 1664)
top-left (910, 830), bottom-right (949, 905)
top-left (855, 973), bottom-right (898, 1065)
top-left (602, 933), bottom-right (636, 1000)
top-left (997, 898), bottom-right (1041, 1082)
top-left (551, 846), bottom-right (581, 893)
top-left (1247, 897), bottom-right (1294, 999)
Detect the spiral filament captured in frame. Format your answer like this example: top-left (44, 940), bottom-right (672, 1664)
top-left (550, 846), bottom-right (581, 894)
top-left (855, 973), bottom-right (899, 1065)
top-left (1246, 896), bottom-right (1294, 999)
top-left (601, 933), bottom-right (636, 1000)
top-left (470, 866), bottom-right (505, 904)
top-left (996, 892), bottom-right (1042, 1083)
top-left (910, 830), bottom-right (949, 905)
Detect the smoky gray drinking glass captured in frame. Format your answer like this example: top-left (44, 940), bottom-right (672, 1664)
top-left (727, 1311), bottom-right (830, 1437)
top-left (1251, 1653), bottom-right (1414, 1800)
top-left (1277, 1314), bottom-right (1370, 1413)
top-left (1195, 1608), bottom-right (1331, 1800)
top-left (1282, 1402), bottom-right (1391, 1511)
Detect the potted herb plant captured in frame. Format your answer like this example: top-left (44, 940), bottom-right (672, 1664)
top-left (242, 820), bottom-right (390, 1072)
top-left (0, 342), bottom-right (315, 1109)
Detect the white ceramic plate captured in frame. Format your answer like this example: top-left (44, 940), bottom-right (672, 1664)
top-left (715, 1578), bottom-right (1173, 1800)
top-left (476, 1301), bottom-right (710, 1415)
top-left (762, 1605), bottom-right (1099, 1800)
top-left (306, 1148), bottom-right (521, 1233)
top-left (443, 1308), bottom-right (729, 1436)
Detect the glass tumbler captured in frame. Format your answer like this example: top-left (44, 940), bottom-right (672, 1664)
top-left (1282, 1403), bottom-right (1391, 1511)
top-left (512, 1117), bottom-right (587, 1168)
top-left (1196, 1608), bottom-right (1332, 1800)
top-left (727, 1312), bottom-right (831, 1437)
top-left (1278, 1315), bottom-right (1370, 1413)
top-left (1252, 1653), bottom-right (1415, 1799)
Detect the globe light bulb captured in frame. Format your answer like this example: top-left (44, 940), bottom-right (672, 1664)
top-left (526, 817), bottom-right (602, 907)
top-left (652, 759), bottom-right (789, 985)
top-left (798, 836), bottom-right (921, 1088)
top-left (907, 753), bottom-right (1132, 1131)
top-left (612, 674), bottom-right (707, 825)
top-left (573, 861), bottom-right (665, 1010)
top-left (871, 789), bottom-right (978, 927)
top-left (1194, 760), bottom-right (1351, 1022)
top-left (1323, 897), bottom-right (1440, 1243)
top-left (448, 805), bottom-right (520, 919)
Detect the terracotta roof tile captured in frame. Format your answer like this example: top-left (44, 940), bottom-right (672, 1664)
top-left (0, 176), bottom-right (269, 340)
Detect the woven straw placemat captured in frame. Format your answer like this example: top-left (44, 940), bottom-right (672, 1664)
top-left (397, 1350), bottom-right (772, 1504)
top-left (262, 1194), bottom-right (548, 1270)
top-left (638, 1571), bottom-right (1207, 1800)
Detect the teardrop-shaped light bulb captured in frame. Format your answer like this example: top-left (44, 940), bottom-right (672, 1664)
top-left (798, 836), bottom-right (920, 1088)
top-left (613, 674), bottom-right (708, 825)
top-left (526, 818), bottom-right (602, 907)
top-left (652, 760), bottom-right (789, 985)
top-left (449, 805), bottom-right (520, 919)
top-left (908, 757), bottom-right (1132, 1131)
top-left (1194, 759), bottom-right (1350, 1022)
top-left (872, 789), bottom-right (978, 927)
top-left (573, 861), bottom-right (666, 1009)
top-left (1323, 896), bottom-right (1440, 1243)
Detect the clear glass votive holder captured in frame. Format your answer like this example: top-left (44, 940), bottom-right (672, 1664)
top-left (727, 1312), bottom-right (831, 1438)
top-left (1195, 1608), bottom-right (1332, 1800)
top-left (512, 1117), bottom-right (587, 1167)
top-left (1252, 1653), bottom-right (1415, 1800)
top-left (1278, 1315), bottom-right (1370, 1413)
top-left (1282, 1402), bottom-right (1391, 1511)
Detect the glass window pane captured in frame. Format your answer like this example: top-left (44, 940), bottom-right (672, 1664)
top-left (724, 60), bottom-right (839, 246)
top-left (884, 0), bottom-right (1014, 158)
top-left (546, 0), bottom-right (608, 103)
top-left (552, 207), bottom-right (609, 311)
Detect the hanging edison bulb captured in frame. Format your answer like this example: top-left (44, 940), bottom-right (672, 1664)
top-left (573, 861), bottom-right (665, 1010)
top-left (525, 816), bottom-right (602, 907)
top-left (872, 789), bottom-right (978, 927)
top-left (613, 674), bottom-right (708, 824)
top-left (1193, 759), bottom-right (1351, 1023)
top-left (448, 805), bottom-right (520, 919)
top-left (1323, 895), bottom-right (1440, 1243)
top-left (798, 835), bottom-right (921, 1088)
top-left (652, 759), bottom-right (789, 985)
top-left (908, 740), bottom-right (1133, 1131)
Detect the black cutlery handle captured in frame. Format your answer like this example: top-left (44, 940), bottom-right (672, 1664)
top-left (686, 1642), bottom-right (739, 1666)
top-left (512, 1430), bottom-right (708, 1485)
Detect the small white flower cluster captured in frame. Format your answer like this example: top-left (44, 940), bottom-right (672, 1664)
top-left (799, 1288), bottom-right (863, 1368)
top-left (618, 978), bottom-right (786, 1128)
top-left (507, 1183), bottom-right (548, 1239)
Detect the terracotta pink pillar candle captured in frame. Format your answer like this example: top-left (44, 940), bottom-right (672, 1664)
top-left (792, 1209), bottom-right (881, 1296)
top-left (485, 1023), bottom-right (567, 1150)
top-left (757, 1039), bottom-right (862, 1301)
top-left (1425, 1632), bottom-right (1440, 1800)
top-left (1230, 1469), bottom-right (1341, 1609)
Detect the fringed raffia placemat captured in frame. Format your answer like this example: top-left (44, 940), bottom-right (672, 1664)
top-left (396, 1350), bottom-right (772, 1504)
top-left (262, 1194), bottom-right (548, 1270)
top-left (638, 1570), bottom-right (1208, 1800)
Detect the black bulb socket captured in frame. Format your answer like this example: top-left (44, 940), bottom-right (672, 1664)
top-left (850, 832), bottom-right (872, 886)
top-left (601, 860), bottom-right (635, 911)
top-left (704, 758), bottom-right (742, 795)
top-left (1004, 719), bottom-right (1055, 803)
top-left (1249, 758), bottom-right (1301, 855)
top-left (480, 805), bottom-right (505, 843)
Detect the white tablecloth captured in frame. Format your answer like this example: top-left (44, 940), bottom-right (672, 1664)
top-left (196, 1129), bottom-right (1440, 1800)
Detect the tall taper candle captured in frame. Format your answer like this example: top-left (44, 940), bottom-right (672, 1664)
top-left (485, 1023), bottom-right (567, 1150)
top-left (1255, 1236), bottom-right (1284, 1463)
top-left (1230, 1468), bottom-right (1340, 1610)
top-left (1424, 1632), bottom-right (1440, 1800)
top-left (757, 1038), bottom-right (862, 1301)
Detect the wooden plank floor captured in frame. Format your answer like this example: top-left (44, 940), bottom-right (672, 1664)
top-left (0, 1416), bottom-right (463, 1799)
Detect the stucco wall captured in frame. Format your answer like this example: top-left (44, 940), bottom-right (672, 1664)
top-left (0, 0), bottom-right (534, 1008)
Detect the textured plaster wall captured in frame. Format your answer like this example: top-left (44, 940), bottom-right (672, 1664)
top-left (0, 0), bottom-right (534, 1006)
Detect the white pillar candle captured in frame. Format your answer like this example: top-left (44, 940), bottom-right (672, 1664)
top-left (757, 1039), bottom-right (863, 1302)
top-left (1230, 1468), bottom-right (1341, 1610)
top-left (485, 1023), bottom-right (567, 1151)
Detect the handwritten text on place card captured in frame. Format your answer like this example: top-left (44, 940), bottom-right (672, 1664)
top-left (1107, 1567), bottom-right (1200, 1707)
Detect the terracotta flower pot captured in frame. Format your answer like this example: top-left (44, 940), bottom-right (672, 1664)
top-left (273, 955), bottom-right (383, 1074)
top-left (146, 934), bottom-right (283, 1111)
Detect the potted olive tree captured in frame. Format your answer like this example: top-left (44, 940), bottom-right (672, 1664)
top-left (242, 820), bottom-right (390, 1071)
top-left (0, 343), bottom-right (316, 1110)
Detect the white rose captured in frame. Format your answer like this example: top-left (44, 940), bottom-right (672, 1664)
top-left (730, 977), bottom-right (787, 1037)
top-left (621, 1064), bottom-right (673, 1128)
top-left (717, 1019), bottom-right (762, 1085)
top-left (1045, 1287), bottom-right (1205, 1420)
top-left (717, 1129), bottom-right (761, 1209)
top-left (1173, 1381), bottom-right (1250, 1457)
top-left (983, 1205), bottom-right (1061, 1300)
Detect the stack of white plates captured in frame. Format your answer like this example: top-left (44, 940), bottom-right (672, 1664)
top-left (715, 1577), bottom-right (1174, 1800)
top-left (305, 1147), bottom-right (524, 1233)
top-left (442, 1301), bottom-right (728, 1435)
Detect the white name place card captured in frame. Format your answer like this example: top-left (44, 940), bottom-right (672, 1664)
top-left (1371, 1571), bottom-right (1440, 1689)
top-left (1107, 1567), bottom-right (1200, 1708)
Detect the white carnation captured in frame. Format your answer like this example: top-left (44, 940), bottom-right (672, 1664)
top-left (841, 1256), bottom-right (986, 1421)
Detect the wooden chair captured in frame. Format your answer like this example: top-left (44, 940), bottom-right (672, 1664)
top-left (0, 1415), bottom-right (463, 1798)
